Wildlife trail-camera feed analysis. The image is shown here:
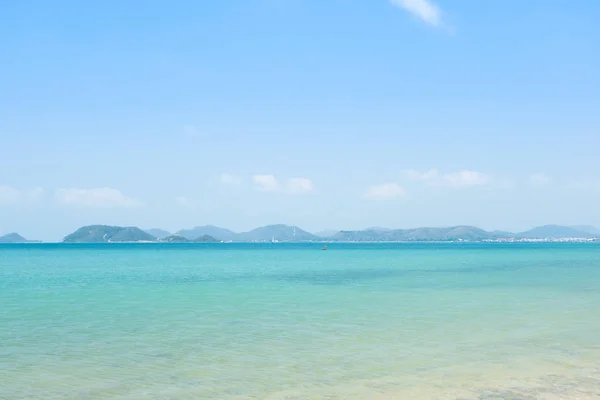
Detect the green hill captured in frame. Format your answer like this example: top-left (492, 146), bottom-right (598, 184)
top-left (63, 225), bottom-right (157, 243)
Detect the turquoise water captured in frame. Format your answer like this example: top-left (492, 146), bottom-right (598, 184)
top-left (2, 243), bottom-right (600, 399)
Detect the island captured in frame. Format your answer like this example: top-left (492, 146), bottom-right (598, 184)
top-left (0, 233), bottom-right (40, 243)
top-left (63, 225), bottom-right (157, 243)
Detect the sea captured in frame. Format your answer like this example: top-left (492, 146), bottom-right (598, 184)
top-left (1, 243), bottom-right (600, 399)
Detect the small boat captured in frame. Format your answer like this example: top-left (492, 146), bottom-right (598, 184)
top-left (322, 244), bottom-right (327, 251)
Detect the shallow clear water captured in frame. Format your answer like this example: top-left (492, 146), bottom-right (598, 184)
top-left (1, 243), bottom-right (600, 399)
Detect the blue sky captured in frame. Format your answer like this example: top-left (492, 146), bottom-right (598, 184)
top-left (1, 0), bottom-right (599, 240)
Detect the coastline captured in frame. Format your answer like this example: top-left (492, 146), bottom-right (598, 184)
top-left (4, 239), bottom-right (600, 244)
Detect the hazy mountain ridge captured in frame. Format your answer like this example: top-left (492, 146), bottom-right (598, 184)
top-left (144, 229), bottom-right (172, 239)
top-left (331, 225), bottom-right (600, 242)
top-left (570, 225), bottom-right (600, 236)
top-left (332, 226), bottom-right (509, 242)
top-left (54, 223), bottom-right (600, 243)
top-left (176, 225), bottom-right (237, 241)
top-left (516, 225), bottom-right (595, 239)
top-left (175, 224), bottom-right (317, 242)
top-left (314, 230), bottom-right (340, 238)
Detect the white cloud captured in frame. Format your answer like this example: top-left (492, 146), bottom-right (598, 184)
top-left (401, 169), bottom-right (491, 188)
top-left (220, 173), bottom-right (242, 186)
top-left (55, 187), bottom-right (138, 208)
top-left (442, 170), bottom-right (491, 187)
top-left (390, 0), bottom-right (442, 27)
top-left (0, 186), bottom-right (44, 205)
top-left (364, 183), bottom-right (406, 200)
top-left (253, 175), bottom-right (280, 192)
top-left (530, 173), bottom-right (551, 186)
top-left (252, 175), bottom-right (315, 195)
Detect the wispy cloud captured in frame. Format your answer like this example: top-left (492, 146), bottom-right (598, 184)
top-left (55, 187), bottom-right (138, 208)
top-left (252, 175), bottom-right (315, 195)
top-left (530, 173), bottom-right (552, 186)
top-left (402, 169), bottom-right (491, 188)
top-left (364, 183), bottom-right (406, 200)
top-left (390, 0), bottom-right (443, 27)
top-left (286, 178), bottom-right (315, 195)
top-left (220, 173), bottom-right (242, 186)
top-left (440, 170), bottom-right (491, 187)
top-left (0, 186), bottom-right (44, 205)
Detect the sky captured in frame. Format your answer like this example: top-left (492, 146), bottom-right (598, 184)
top-left (1, 0), bottom-right (599, 241)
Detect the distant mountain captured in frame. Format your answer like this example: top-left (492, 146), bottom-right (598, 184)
top-left (0, 233), bottom-right (37, 243)
top-left (237, 225), bottom-right (317, 242)
top-left (570, 225), bottom-right (600, 236)
top-left (517, 225), bottom-right (595, 239)
top-left (332, 229), bottom-right (397, 242)
top-left (176, 225), bottom-right (237, 241)
top-left (332, 226), bottom-right (507, 242)
top-left (491, 230), bottom-right (515, 237)
top-left (406, 226), bottom-right (500, 241)
top-left (63, 225), bottom-right (157, 243)
top-left (145, 228), bottom-right (172, 239)
top-left (314, 230), bottom-right (339, 238)
top-left (58, 223), bottom-right (600, 244)
top-left (365, 227), bottom-right (393, 232)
